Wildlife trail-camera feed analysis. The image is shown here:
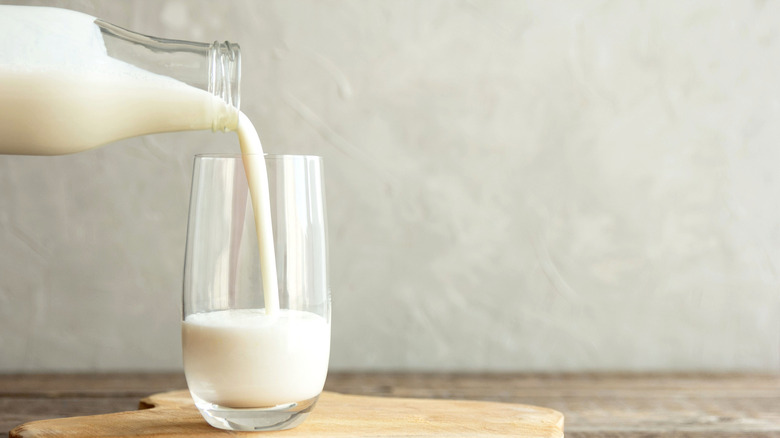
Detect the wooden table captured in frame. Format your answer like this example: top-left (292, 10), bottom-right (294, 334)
top-left (2, 373), bottom-right (779, 437)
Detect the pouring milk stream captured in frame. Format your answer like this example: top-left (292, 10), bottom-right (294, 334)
top-left (0, 6), bottom-right (326, 407)
top-left (0, 5), bottom-right (279, 308)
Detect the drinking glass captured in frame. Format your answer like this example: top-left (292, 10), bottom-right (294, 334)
top-left (182, 154), bottom-right (330, 431)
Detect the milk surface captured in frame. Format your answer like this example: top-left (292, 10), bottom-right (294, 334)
top-left (182, 309), bottom-right (331, 408)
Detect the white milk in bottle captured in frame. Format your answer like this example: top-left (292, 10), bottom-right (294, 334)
top-left (0, 5), bottom-right (330, 409)
top-left (0, 6), bottom-right (236, 155)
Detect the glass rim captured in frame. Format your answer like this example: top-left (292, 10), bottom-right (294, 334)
top-left (194, 153), bottom-right (322, 160)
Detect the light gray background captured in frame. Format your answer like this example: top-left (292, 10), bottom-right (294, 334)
top-left (1, 0), bottom-right (779, 372)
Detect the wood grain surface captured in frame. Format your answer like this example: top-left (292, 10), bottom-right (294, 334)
top-left (9, 390), bottom-right (564, 437)
top-left (2, 373), bottom-right (780, 437)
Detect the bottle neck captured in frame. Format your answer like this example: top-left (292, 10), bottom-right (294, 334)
top-left (208, 41), bottom-right (241, 132)
top-left (95, 19), bottom-right (241, 132)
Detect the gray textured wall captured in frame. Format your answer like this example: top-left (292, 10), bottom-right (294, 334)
top-left (1, 0), bottom-right (779, 372)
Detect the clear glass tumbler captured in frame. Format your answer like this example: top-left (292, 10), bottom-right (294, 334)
top-left (182, 154), bottom-right (330, 431)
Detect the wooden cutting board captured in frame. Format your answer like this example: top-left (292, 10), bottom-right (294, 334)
top-left (10, 390), bottom-right (564, 437)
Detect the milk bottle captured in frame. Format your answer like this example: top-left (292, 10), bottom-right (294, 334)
top-left (0, 5), bottom-right (239, 155)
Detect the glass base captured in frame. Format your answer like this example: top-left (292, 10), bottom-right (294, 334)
top-left (193, 393), bottom-right (320, 431)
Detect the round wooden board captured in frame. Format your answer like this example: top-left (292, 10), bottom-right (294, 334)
top-left (10, 390), bottom-right (564, 437)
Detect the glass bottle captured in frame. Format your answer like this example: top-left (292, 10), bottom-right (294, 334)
top-left (0, 5), bottom-right (241, 155)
